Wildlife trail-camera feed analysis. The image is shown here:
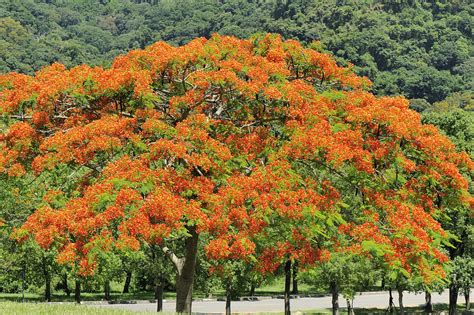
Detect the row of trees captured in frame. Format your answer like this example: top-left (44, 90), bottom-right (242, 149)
top-left (0, 34), bottom-right (472, 315)
top-left (1, 0), bottom-right (472, 103)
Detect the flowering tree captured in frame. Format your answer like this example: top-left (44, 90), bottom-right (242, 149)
top-left (1, 34), bottom-right (472, 313)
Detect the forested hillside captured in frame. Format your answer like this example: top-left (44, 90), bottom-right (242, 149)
top-left (1, 0), bottom-right (472, 104)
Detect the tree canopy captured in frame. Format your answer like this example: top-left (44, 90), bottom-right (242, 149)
top-left (1, 33), bottom-right (472, 313)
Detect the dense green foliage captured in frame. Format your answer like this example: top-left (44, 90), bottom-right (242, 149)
top-left (1, 0), bottom-right (473, 103)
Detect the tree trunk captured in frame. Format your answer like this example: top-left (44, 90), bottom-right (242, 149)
top-left (43, 261), bottom-right (51, 302)
top-left (465, 290), bottom-right (470, 310)
top-left (347, 299), bottom-right (355, 315)
top-left (449, 284), bottom-right (459, 315)
top-left (75, 280), bottom-right (81, 304)
top-left (249, 284), bottom-right (256, 296)
top-left (284, 260), bottom-right (291, 315)
top-left (292, 261), bottom-right (299, 295)
top-left (123, 271), bottom-right (132, 294)
top-left (388, 287), bottom-right (394, 313)
top-left (104, 280), bottom-right (111, 301)
top-left (225, 286), bottom-right (231, 315)
top-left (425, 291), bottom-right (433, 313)
top-left (169, 226), bottom-right (199, 314)
top-left (397, 287), bottom-right (404, 315)
top-left (330, 281), bottom-right (339, 315)
top-left (155, 282), bottom-right (163, 312)
top-left (381, 276), bottom-right (385, 289)
top-left (63, 274), bottom-right (71, 297)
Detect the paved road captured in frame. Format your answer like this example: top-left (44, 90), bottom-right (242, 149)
top-left (92, 289), bottom-right (472, 314)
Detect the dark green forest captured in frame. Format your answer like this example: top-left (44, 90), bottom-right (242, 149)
top-left (1, 0), bottom-right (473, 105)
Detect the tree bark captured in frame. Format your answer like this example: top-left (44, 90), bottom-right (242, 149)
top-left (330, 281), bottom-right (339, 315)
top-left (284, 260), bottom-right (291, 315)
top-left (292, 261), bottom-right (299, 295)
top-left (63, 274), bottom-right (71, 297)
top-left (346, 299), bottom-right (355, 315)
top-left (465, 290), bottom-right (470, 310)
top-left (225, 286), bottom-right (231, 315)
top-left (42, 260), bottom-right (52, 302)
top-left (425, 291), bottom-right (433, 313)
top-left (249, 284), bottom-right (256, 296)
top-left (155, 282), bottom-right (163, 312)
top-left (163, 226), bottom-right (199, 314)
top-left (75, 280), bottom-right (81, 304)
top-left (104, 280), bottom-right (111, 301)
top-left (449, 284), bottom-right (459, 315)
top-left (123, 271), bottom-right (132, 294)
top-left (397, 287), bottom-right (404, 315)
top-left (388, 287), bottom-right (394, 313)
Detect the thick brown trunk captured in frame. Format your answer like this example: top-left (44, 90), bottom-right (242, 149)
top-left (225, 287), bottom-right (231, 315)
top-left (75, 280), bottom-right (81, 304)
top-left (63, 274), bottom-right (70, 297)
top-left (155, 282), bottom-right (163, 312)
top-left (397, 287), bottom-right (404, 315)
top-left (104, 280), bottom-right (111, 301)
top-left (449, 284), bottom-right (459, 315)
top-left (292, 261), bottom-right (299, 295)
top-left (330, 281), bottom-right (339, 315)
top-left (284, 260), bottom-right (291, 315)
top-left (174, 226), bottom-right (199, 314)
top-left (465, 290), bottom-right (470, 310)
top-left (123, 271), bottom-right (132, 294)
top-left (425, 291), bottom-right (433, 313)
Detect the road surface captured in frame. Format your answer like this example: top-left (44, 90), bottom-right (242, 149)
top-left (91, 289), bottom-right (472, 313)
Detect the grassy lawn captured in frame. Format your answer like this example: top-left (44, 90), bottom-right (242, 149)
top-left (0, 302), bottom-right (158, 315)
top-left (0, 301), bottom-right (464, 315)
top-left (0, 291), bottom-right (166, 303)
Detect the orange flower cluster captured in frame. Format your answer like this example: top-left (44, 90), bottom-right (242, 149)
top-left (1, 34), bottom-right (470, 281)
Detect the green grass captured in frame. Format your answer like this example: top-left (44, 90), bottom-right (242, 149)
top-left (0, 291), bottom-right (168, 303)
top-left (0, 301), bottom-right (465, 315)
top-left (0, 302), bottom-right (159, 315)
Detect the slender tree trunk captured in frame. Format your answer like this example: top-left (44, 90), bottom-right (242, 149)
top-left (75, 280), bottom-right (81, 304)
top-left (465, 290), bottom-right (470, 310)
top-left (284, 260), bottom-right (291, 315)
top-left (123, 271), bottom-right (132, 294)
top-left (292, 261), bottom-right (299, 295)
top-left (425, 291), bottom-right (433, 313)
top-left (388, 287), bottom-right (394, 313)
top-left (449, 284), bottom-right (459, 315)
top-left (104, 280), bottom-right (111, 301)
top-left (330, 281), bottom-right (339, 315)
top-left (381, 276), bottom-right (385, 290)
top-left (397, 287), bottom-right (404, 315)
top-left (63, 274), bottom-right (71, 297)
top-left (169, 226), bottom-right (199, 314)
top-left (346, 299), bottom-right (355, 315)
top-left (225, 286), bottom-right (231, 315)
top-left (43, 261), bottom-right (52, 302)
top-left (155, 282), bottom-right (163, 312)
top-left (249, 284), bottom-right (256, 296)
